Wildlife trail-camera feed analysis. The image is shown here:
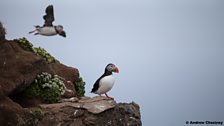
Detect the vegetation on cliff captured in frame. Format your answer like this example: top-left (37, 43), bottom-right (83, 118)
top-left (24, 72), bottom-right (66, 103)
top-left (14, 37), bottom-right (55, 63)
top-left (12, 37), bottom-right (85, 102)
top-left (74, 77), bottom-right (86, 97)
top-left (33, 47), bottom-right (55, 63)
top-left (14, 37), bottom-right (34, 51)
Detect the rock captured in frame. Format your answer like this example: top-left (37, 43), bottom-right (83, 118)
top-left (39, 96), bottom-right (116, 114)
top-left (63, 89), bottom-right (76, 98)
top-left (83, 116), bottom-right (97, 126)
top-left (63, 80), bottom-right (80, 98)
top-left (0, 39), bottom-right (79, 98)
top-left (0, 40), bottom-right (50, 97)
top-left (82, 96), bottom-right (116, 114)
top-left (37, 96), bottom-right (142, 126)
top-left (0, 97), bottom-right (35, 126)
top-left (59, 97), bottom-right (79, 103)
top-left (49, 62), bottom-right (79, 84)
top-left (113, 102), bottom-right (141, 126)
top-left (72, 109), bottom-right (84, 118)
top-left (0, 96), bottom-right (142, 126)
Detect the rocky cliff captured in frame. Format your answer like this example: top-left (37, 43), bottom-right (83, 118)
top-left (0, 23), bottom-right (142, 126)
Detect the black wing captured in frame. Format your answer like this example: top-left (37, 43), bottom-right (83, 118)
top-left (91, 71), bottom-right (111, 93)
top-left (43, 5), bottom-right (54, 26)
top-left (91, 75), bottom-right (105, 93)
top-left (91, 78), bottom-right (101, 93)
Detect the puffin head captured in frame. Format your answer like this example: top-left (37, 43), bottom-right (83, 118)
top-left (56, 25), bottom-right (66, 37)
top-left (105, 63), bottom-right (119, 73)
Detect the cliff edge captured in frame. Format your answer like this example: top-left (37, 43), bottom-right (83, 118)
top-left (0, 23), bottom-right (142, 126)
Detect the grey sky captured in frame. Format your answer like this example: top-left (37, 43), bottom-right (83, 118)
top-left (1, 0), bottom-right (224, 125)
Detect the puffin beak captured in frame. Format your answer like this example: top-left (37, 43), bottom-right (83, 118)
top-left (114, 67), bottom-right (119, 73)
top-left (59, 31), bottom-right (66, 37)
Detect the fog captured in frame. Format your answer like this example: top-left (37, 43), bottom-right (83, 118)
top-left (1, 0), bottom-right (224, 125)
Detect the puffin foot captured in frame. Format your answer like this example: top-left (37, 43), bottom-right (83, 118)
top-left (29, 30), bottom-right (36, 34)
top-left (105, 93), bottom-right (114, 100)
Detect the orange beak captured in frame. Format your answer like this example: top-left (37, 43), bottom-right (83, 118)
top-left (114, 67), bottom-right (119, 73)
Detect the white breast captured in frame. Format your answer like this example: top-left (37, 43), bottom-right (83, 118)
top-left (96, 75), bottom-right (115, 94)
top-left (37, 27), bottom-right (57, 36)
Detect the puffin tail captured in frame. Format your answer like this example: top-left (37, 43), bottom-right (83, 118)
top-left (90, 89), bottom-right (96, 94)
top-left (35, 25), bottom-right (41, 28)
top-left (90, 90), bottom-right (94, 93)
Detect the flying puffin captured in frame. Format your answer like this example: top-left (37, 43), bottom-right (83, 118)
top-left (91, 63), bottom-right (119, 99)
top-left (29, 5), bottom-right (66, 37)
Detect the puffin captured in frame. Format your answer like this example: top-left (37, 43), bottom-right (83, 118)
top-left (29, 5), bottom-right (66, 37)
top-left (91, 63), bottom-right (119, 99)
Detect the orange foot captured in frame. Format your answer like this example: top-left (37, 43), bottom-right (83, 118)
top-left (105, 93), bottom-right (114, 100)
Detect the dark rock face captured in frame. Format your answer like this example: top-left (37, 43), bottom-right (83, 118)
top-left (0, 97), bottom-right (35, 126)
top-left (84, 102), bottom-right (142, 126)
top-left (0, 40), bottom-right (79, 97)
top-left (0, 40), bottom-right (51, 97)
top-left (112, 102), bottom-right (141, 126)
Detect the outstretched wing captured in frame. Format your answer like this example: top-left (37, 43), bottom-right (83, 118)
top-left (43, 5), bottom-right (54, 26)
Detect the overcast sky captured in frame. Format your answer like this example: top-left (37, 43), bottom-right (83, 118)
top-left (1, 0), bottom-right (224, 125)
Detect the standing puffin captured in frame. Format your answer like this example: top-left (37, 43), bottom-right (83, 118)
top-left (91, 63), bottom-right (119, 99)
top-left (29, 5), bottom-right (66, 37)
